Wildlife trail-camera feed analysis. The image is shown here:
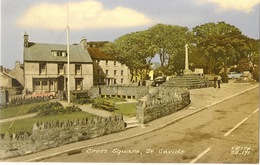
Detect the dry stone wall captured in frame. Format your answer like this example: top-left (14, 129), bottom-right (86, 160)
top-left (136, 85), bottom-right (190, 123)
top-left (89, 85), bottom-right (149, 99)
top-left (0, 114), bottom-right (125, 159)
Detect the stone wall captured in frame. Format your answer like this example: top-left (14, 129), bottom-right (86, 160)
top-left (0, 114), bottom-right (125, 159)
top-left (89, 85), bottom-right (149, 99)
top-left (136, 85), bottom-right (190, 124)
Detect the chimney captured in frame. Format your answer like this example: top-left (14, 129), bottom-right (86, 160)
top-left (24, 32), bottom-right (29, 47)
top-left (0, 66), bottom-right (3, 73)
top-left (80, 36), bottom-right (88, 49)
top-left (15, 61), bottom-right (21, 68)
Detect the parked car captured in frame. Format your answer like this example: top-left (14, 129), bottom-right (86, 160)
top-left (151, 76), bottom-right (166, 87)
top-left (227, 72), bottom-right (242, 79)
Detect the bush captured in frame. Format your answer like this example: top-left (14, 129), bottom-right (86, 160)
top-left (8, 97), bottom-right (48, 108)
top-left (219, 72), bottom-right (228, 83)
top-left (92, 99), bottom-right (104, 108)
top-left (27, 102), bottom-right (82, 116)
top-left (72, 98), bottom-right (93, 105)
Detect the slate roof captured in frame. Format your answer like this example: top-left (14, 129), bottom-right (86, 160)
top-left (24, 43), bottom-right (93, 63)
top-left (87, 47), bottom-right (115, 60)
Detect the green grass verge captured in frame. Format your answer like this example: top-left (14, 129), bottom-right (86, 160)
top-left (94, 97), bottom-right (126, 103)
top-left (114, 103), bottom-right (137, 117)
top-left (0, 102), bottom-right (46, 119)
top-left (0, 111), bottom-right (96, 134)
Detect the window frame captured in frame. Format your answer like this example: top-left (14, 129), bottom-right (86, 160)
top-left (75, 64), bottom-right (82, 75)
top-left (39, 63), bottom-right (46, 75)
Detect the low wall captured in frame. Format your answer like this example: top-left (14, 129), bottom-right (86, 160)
top-left (89, 85), bottom-right (149, 99)
top-left (0, 114), bottom-right (125, 159)
top-left (136, 86), bottom-right (190, 124)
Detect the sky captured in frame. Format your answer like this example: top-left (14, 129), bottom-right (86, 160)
top-left (1, 0), bottom-right (259, 69)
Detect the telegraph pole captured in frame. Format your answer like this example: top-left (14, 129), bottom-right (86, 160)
top-left (67, 4), bottom-right (70, 104)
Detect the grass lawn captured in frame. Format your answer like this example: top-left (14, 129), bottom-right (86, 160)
top-left (93, 97), bottom-right (126, 103)
top-left (106, 97), bottom-right (126, 102)
top-left (114, 103), bottom-right (137, 117)
top-left (0, 111), bottom-right (96, 134)
top-left (0, 102), bottom-right (46, 119)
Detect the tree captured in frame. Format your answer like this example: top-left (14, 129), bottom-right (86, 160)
top-left (237, 58), bottom-right (250, 73)
top-left (244, 38), bottom-right (260, 71)
top-left (192, 22), bottom-right (249, 74)
top-left (147, 24), bottom-right (191, 74)
top-left (252, 65), bottom-right (259, 82)
top-left (101, 30), bottom-right (159, 81)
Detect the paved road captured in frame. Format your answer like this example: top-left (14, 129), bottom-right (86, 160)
top-left (44, 88), bottom-right (258, 163)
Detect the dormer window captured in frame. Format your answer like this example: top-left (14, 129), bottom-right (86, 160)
top-left (51, 50), bottom-right (67, 57)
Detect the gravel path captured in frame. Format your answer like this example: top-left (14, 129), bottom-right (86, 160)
top-left (0, 113), bottom-right (37, 124)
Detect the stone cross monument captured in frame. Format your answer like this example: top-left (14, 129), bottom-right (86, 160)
top-left (184, 44), bottom-right (193, 74)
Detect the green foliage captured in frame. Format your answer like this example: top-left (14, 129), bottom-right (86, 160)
top-left (8, 97), bottom-right (48, 108)
top-left (92, 99), bottom-right (104, 108)
top-left (147, 24), bottom-right (190, 69)
top-left (101, 30), bottom-right (158, 80)
top-left (101, 24), bottom-right (191, 77)
top-left (27, 102), bottom-right (82, 117)
top-left (72, 98), bottom-right (93, 105)
top-left (237, 58), bottom-right (250, 72)
top-left (219, 72), bottom-right (229, 83)
top-left (101, 22), bottom-right (257, 77)
top-left (192, 21), bottom-right (254, 74)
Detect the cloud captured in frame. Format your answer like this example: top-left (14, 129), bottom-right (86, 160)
top-left (18, 0), bottom-right (154, 30)
top-left (196, 0), bottom-right (259, 13)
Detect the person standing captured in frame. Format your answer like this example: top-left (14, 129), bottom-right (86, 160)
top-left (217, 75), bottom-right (222, 88)
top-left (213, 76), bottom-right (217, 88)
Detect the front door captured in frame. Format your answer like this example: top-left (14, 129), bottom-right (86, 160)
top-left (57, 76), bottom-right (65, 91)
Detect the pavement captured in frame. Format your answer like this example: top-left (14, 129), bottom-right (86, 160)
top-left (3, 80), bottom-right (259, 162)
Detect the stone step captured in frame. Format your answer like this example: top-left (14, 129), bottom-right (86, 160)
top-left (172, 80), bottom-right (204, 83)
top-left (166, 81), bottom-right (205, 85)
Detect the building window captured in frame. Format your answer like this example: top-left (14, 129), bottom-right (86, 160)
top-left (75, 64), bottom-right (82, 75)
top-left (114, 70), bottom-right (117, 76)
top-left (97, 69), bottom-right (101, 75)
top-left (114, 79), bottom-right (117, 84)
top-left (58, 64), bottom-right (64, 74)
top-left (75, 78), bottom-right (83, 90)
top-left (51, 50), bottom-right (67, 57)
top-left (42, 81), bottom-right (48, 90)
top-left (49, 81), bottom-right (54, 91)
top-left (114, 61), bottom-right (117, 66)
top-left (106, 60), bottom-right (109, 66)
top-left (39, 63), bottom-right (46, 75)
top-left (34, 81), bottom-right (41, 91)
top-left (121, 70), bottom-right (124, 76)
top-left (121, 78), bottom-right (124, 84)
top-left (106, 70), bottom-right (109, 75)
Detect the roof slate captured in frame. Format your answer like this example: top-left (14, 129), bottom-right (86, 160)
top-left (24, 43), bottom-right (93, 63)
top-left (87, 47), bottom-right (115, 60)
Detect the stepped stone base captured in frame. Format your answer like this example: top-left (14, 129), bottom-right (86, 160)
top-left (183, 69), bottom-right (194, 75)
top-left (165, 74), bottom-right (213, 89)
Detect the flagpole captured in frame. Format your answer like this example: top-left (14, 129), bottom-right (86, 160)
top-left (67, 4), bottom-right (70, 104)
